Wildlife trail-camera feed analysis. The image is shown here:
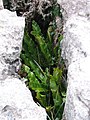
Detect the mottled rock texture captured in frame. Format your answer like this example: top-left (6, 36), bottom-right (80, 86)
top-left (0, 0), bottom-right (3, 9)
top-left (3, 0), bottom-right (61, 35)
top-left (58, 0), bottom-right (90, 21)
top-left (0, 6), bottom-right (46, 120)
top-left (57, 0), bottom-right (90, 120)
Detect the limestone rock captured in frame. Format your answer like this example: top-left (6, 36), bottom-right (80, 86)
top-left (0, 77), bottom-right (46, 120)
top-left (57, 0), bottom-right (90, 120)
top-left (0, 8), bottom-right (46, 120)
top-left (58, 0), bottom-right (90, 21)
top-left (3, 0), bottom-right (61, 35)
top-left (0, 0), bottom-right (3, 9)
top-left (61, 15), bottom-right (90, 120)
top-left (61, 15), bottom-right (90, 66)
top-left (0, 9), bottom-right (24, 78)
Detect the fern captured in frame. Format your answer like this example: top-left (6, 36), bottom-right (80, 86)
top-left (20, 20), bottom-right (66, 120)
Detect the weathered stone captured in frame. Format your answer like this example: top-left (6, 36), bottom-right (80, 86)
top-left (57, 0), bottom-right (90, 120)
top-left (0, 77), bottom-right (46, 120)
top-left (3, 0), bottom-right (62, 35)
top-left (58, 0), bottom-right (90, 21)
top-left (62, 15), bottom-right (90, 120)
top-left (0, 6), bottom-right (46, 120)
top-left (0, 9), bottom-right (23, 78)
top-left (0, 0), bottom-right (3, 9)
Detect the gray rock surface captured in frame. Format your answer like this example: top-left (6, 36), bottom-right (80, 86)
top-left (57, 0), bottom-right (90, 120)
top-left (0, 6), bottom-right (46, 120)
top-left (3, 0), bottom-right (61, 35)
top-left (0, 9), bottom-right (23, 78)
top-left (0, 0), bottom-right (3, 9)
top-left (58, 0), bottom-right (90, 21)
